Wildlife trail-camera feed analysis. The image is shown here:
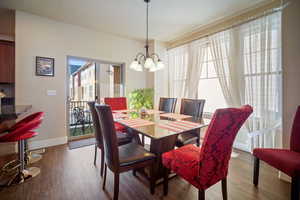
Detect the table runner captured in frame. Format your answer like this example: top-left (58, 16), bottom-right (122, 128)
top-left (160, 113), bottom-right (192, 120)
top-left (146, 110), bottom-right (164, 114)
top-left (113, 113), bottom-right (128, 120)
top-left (113, 109), bottom-right (135, 113)
top-left (118, 118), bottom-right (154, 128)
top-left (158, 120), bottom-right (201, 133)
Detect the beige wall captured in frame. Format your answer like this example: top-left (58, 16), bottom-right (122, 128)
top-left (282, 0), bottom-right (300, 148)
top-left (154, 41), bottom-right (168, 109)
top-left (0, 8), bottom-right (14, 41)
top-left (15, 11), bottom-right (147, 148)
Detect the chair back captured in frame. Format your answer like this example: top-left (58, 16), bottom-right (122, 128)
top-left (95, 104), bottom-right (119, 171)
top-left (290, 106), bottom-right (300, 152)
top-left (104, 97), bottom-right (127, 111)
top-left (87, 102), bottom-right (103, 147)
top-left (159, 98), bottom-right (177, 113)
top-left (198, 105), bottom-right (252, 189)
top-left (180, 99), bottom-right (205, 119)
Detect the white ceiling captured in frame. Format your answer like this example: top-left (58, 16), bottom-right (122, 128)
top-left (0, 0), bottom-right (268, 42)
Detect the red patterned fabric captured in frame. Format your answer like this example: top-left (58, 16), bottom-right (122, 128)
top-left (114, 122), bottom-right (126, 132)
top-left (104, 97), bottom-right (127, 131)
top-left (104, 97), bottom-right (127, 111)
top-left (162, 105), bottom-right (253, 190)
top-left (253, 106), bottom-right (300, 177)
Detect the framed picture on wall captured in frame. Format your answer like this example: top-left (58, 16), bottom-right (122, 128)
top-left (36, 56), bottom-right (55, 77)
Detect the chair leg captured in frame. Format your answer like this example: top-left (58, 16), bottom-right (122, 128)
top-left (150, 164), bottom-right (156, 195)
top-left (94, 145), bottom-right (97, 165)
top-left (291, 177), bottom-right (300, 200)
top-left (102, 164), bottom-right (107, 190)
top-left (198, 189), bottom-right (205, 200)
top-left (196, 139), bottom-right (200, 147)
top-left (163, 167), bottom-right (170, 196)
top-left (113, 173), bottom-right (120, 200)
top-left (221, 178), bottom-right (228, 200)
top-left (142, 135), bottom-right (145, 146)
top-left (100, 147), bottom-right (105, 177)
top-left (253, 157), bottom-right (260, 186)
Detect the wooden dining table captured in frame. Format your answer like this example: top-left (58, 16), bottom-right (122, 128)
top-left (113, 109), bottom-right (210, 187)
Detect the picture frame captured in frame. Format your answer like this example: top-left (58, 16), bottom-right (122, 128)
top-left (36, 56), bottom-right (55, 77)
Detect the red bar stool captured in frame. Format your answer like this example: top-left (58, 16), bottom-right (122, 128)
top-left (0, 118), bottom-right (43, 186)
top-left (9, 112), bottom-right (45, 165)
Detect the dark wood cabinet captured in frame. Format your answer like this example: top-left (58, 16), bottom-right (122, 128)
top-left (0, 40), bottom-right (15, 83)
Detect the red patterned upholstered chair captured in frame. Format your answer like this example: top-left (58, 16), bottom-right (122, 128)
top-left (162, 105), bottom-right (253, 200)
top-left (104, 97), bottom-right (127, 131)
top-left (253, 106), bottom-right (300, 200)
top-left (104, 97), bottom-right (127, 111)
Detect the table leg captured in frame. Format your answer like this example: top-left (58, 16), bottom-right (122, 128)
top-left (150, 135), bottom-right (178, 184)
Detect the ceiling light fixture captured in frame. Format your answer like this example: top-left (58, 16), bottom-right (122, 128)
top-left (130, 0), bottom-right (165, 72)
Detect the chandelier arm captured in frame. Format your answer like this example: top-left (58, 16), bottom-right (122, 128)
top-left (150, 53), bottom-right (161, 61)
top-left (135, 53), bottom-right (146, 62)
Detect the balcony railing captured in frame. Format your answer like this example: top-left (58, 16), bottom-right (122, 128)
top-left (69, 100), bottom-right (93, 137)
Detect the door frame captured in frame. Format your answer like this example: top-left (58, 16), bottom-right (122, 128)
top-left (66, 55), bottom-right (126, 141)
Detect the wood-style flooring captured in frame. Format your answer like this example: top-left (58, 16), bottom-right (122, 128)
top-left (0, 144), bottom-right (290, 200)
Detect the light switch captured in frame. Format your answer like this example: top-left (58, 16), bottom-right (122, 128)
top-left (47, 90), bottom-right (57, 96)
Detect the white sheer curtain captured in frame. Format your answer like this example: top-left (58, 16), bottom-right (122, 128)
top-left (167, 39), bottom-right (206, 99)
top-left (184, 39), bottom-right (206, 98)
top-left (209, 12), bottom-right (282, 149)
top-left (241, 12), bottom-right (282, 149)
top-left (209, 30), bottom-right (244, 108)
top-left (167, 44), bottom-right (189, 98)
top-left (166, 12), bottom-right (282, 149)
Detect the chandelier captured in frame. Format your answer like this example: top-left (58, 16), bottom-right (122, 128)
top-left (130, 0), bottom-right (165, 72)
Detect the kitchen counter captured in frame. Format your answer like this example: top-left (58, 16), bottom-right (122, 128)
top-left (0, 105), bottom-right (32, 123)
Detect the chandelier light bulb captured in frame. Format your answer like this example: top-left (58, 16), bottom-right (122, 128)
top-left (144, 57), bottom-right (155, 69)
top-left (156, 60), bottom-right (165, 70)
top-left (135, 63), bottom-right (143, 71)
top-left (129, 60), bottom-right (139, 70)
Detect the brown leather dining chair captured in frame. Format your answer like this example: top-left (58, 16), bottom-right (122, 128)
top-left (87, 101), bottom-right (132, 176)
top-left (176, 98), bottom-right (205, 147)
top-left (159, 97), bottom-right (177, 113)
top-left (95, 104), bottom-right (157, 200)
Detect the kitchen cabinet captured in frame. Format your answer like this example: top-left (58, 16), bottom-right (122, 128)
top-left (0, 40), bottom-right (15, 83)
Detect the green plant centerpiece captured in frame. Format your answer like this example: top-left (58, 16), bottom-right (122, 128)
top-left (128, 88), bottom-right (154, 111)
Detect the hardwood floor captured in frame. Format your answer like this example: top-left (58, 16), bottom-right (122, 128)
top-left (0, 144), bottom-right (290, 200)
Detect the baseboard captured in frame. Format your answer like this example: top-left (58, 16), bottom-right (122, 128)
top-left (233, 142), bottom-right (251, 152)
top-left (28, 136), bottom-right (68, 150)
top-left (0, 142), bottom-right (17, 156)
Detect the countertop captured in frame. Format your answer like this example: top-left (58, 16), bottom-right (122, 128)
top-left (0, 105), bottom-right (32, 123)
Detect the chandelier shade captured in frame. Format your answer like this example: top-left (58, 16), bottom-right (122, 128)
top-left (130, 0), bottom-right (164, 72)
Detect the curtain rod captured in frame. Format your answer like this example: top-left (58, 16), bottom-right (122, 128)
top-left (167, 2), bottom-right (289, 50)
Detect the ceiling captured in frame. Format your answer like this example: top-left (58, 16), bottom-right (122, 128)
top-left (0, 0), bottom-right (269, 42)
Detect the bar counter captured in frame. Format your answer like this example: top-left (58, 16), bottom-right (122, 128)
top-left (0, 105), bottom-right (32, 124)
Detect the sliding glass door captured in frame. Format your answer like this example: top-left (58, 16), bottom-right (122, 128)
top-left (67, 57), bottom-right (124, 141)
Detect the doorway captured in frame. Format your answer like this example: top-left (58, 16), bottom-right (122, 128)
top-left (66, 56), bottom-right (124, 141)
